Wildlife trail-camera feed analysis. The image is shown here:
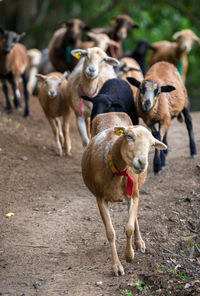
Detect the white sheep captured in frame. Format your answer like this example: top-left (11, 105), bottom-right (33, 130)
top-left (27, 48), bottom-right (42, 94)
top-left (81, 112), bottom-right (167, 276)
top-left (66, 47), bottom-right (119, 148)
top-left (35, 71), bottom-right (71, 156)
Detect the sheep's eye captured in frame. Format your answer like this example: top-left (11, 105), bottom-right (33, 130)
top-left (127, 134), bottom-right (134, 141)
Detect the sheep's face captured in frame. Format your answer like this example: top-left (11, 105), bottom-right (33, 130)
top-left (64, 19), bottom-right (89, 46)
top-left (44, 76), bottom-right (63, 98)
top-left (138, 80), bottom-right (160, 112)
top-left (82, 47), bottom-right (119, 80)
top-left (1, 30), bottom-right (19, 54)
top-left (173, 29), bottom-right (200, 53)
top-left (111, 15), bottom-right (139, 40)
top-left (117, 126), bottom-right (167, 174)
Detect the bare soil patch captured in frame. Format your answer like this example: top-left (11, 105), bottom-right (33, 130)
top-left (0, 93), bottom-right (199, 296)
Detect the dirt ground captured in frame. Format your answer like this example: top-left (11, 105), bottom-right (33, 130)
top-left (0, 92), bottom-right (199, 296)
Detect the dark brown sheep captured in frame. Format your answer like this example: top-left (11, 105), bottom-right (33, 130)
top-left (48, 19), bottom-right (90, 73)
top-left (0, 27), bottom-right (30, 117)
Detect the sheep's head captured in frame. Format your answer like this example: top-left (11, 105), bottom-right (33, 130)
top-left (0, 27), bottom-right (25, 54)
top-left (71, 47), bottom-right (119, 79)
top-left (173, 29), bottom-right (200, 53)
top-left (61, 19), bottom-right (90, 46)
top-left (127, 77), bottom-right (175, 112)
top-left (110, 15), bottom-right (139, 40)
top-left (36, 72), bottom-right (68, 98)
top-left (114, 125), bottom-right (167, 174)
top-left (87, 32), bottom-right (120, 51)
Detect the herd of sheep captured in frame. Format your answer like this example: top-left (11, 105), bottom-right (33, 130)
top-left (0, 14), bottom-right (199, 276)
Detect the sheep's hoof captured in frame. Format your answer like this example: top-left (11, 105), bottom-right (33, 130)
top-left (24, 111), bottom-right (30, 118)
top-left (5, 106), bottom-right (12, 113)
top-left (113, 263), bottom-right (125, 276)
top-left (161, 165), bottom-right (166, 171)
top-left (135, 239), bottom-right (145, 253)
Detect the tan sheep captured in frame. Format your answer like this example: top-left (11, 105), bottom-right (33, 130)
top-left (81, 112), bottom-right (167, 276)
top-left (149, 29), bottom-right (200, 83)
top-left (36, 72), bottom-right (71, 156)
top-left (66, 47), bottom-right (119, 148)
top-left (127, 61), bottom-right (197, 174)
top-left (120, 57), bottom-right (144, 99)
top-left (81, 32), bottom-right (120, 51)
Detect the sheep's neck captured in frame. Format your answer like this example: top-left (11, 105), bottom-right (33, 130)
top-left (80, 74), bottom-right (99, 97)
top-left (176, 42), bottom-right (185, 59)
top-left (110, 137), bottom-right (127, 172)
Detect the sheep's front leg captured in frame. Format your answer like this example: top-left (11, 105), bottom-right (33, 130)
top-left (125, 197), bottom-right (139, 262)
top-left (55, 118), bottom-right (64, 147)
top-left (1, 79), bottom-right (12, 113)
top-left (96, 197), bottom-right (124, 276)
top-left (77, 115), bottom-right (90, 147)
top-left (47, 117), bottom-right (62, 156)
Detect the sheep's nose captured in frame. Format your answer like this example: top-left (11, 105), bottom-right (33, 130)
top-left (144, 100), bottom-right (151, 108)
top-left (138, 159), bottom-right (146, 169)
top-left (48, 90), bottom-right (56, 97)
top-left (88, 66), bottom-right (95, 73)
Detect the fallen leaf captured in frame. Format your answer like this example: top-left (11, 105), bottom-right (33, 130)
top-left (6, 212), bottom-right (15, 217)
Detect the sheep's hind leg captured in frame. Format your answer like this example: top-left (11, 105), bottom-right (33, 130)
top-left (152, 128), bottom-right (162, 174)
top-left (96, 197), bottom-right (124, 276)
top-left (21, 69), bottom-right (30, 117)
top-left (125, 197), bottom-right (139, 262)
top-left (8, 73), bottom-right (22, 110)
top-left (182, 107), bottom-right (197, 158)
top-left (134, 217), bottom-right (145, 253)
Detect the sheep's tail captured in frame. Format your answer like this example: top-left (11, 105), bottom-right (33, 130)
top-left (177, 112), bottom-right (184, 123)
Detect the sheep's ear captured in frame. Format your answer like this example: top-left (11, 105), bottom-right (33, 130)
top-left (126, 77), bottom-right (141, 88)
top-left (114, 126), bottom-right (127, 136)
top-left (35, 74), bottom-right (46, 81)
top-left (161, 85), bottom-right (176, 93)
top-left (104, 56), bottom-right (120, 66)
top-left (62, 71), bottom-right (69, 80)
top-left (108, 39), bottom-right (120, 48)
top-left (153, 139), bottom-right (167, 150)
top-left (172, 31), bottom-right (182, 40)
top-left (0, 27), bottom-right (4, 35)
top-left (81, 95), bottom-right (94, 103)
top-left (150, 45), bottom-right (157, 51)
top-left (17, 32), bottom-right (26, 42)
top-left (87, 32), bottom-right (96, 40)
top-left (132, 24), bottom-right (139, 29)
top-left (71, 49), bottom-right (87, 60)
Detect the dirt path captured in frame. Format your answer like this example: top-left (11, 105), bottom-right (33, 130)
top-left (0, 94), bottom-right (199, 296)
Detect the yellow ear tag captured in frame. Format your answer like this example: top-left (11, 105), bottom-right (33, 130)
top-left (61, 23), bottom-right (67, 28)
top-left (74, 52), bottom-right (82, 60)
top-left (114, 129), bottom-right (124, 136)
top-left (110, 18), bottom-right (117, 25)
